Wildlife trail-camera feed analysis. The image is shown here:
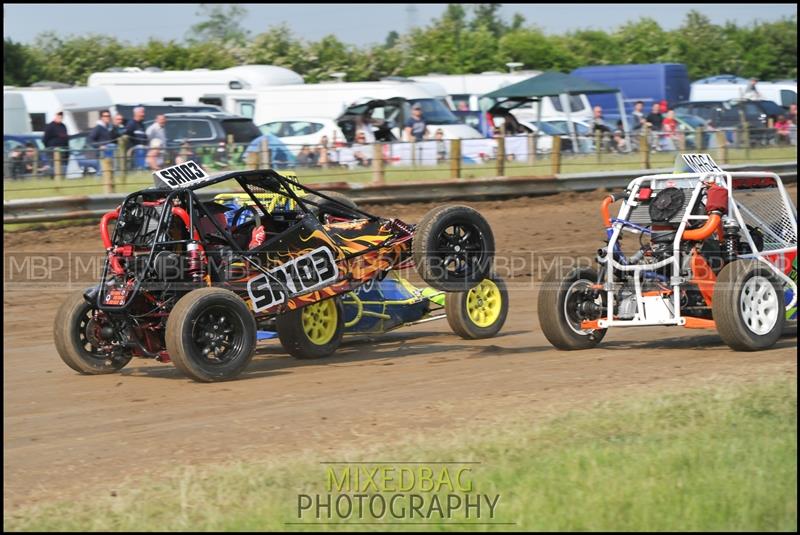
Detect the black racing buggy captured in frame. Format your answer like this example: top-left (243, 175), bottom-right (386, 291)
top-left (54, 163), bottom-right (495, 381)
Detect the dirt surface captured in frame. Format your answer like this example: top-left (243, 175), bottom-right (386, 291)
top-left (4, 186), bottom-right (797, 511)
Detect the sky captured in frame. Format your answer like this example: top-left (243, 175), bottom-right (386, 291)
top-left (3, 3), bottom-right (797, 47)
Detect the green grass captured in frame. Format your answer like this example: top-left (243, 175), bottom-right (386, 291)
top-left (4, 146), bottom-right (796, 200)
top-left (5, 378), bottom-right (796, 531)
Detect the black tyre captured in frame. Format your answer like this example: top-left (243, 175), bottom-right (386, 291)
top-left (712, 260), bottom-right (785, 351)
top-left (305, 190), bottom-right (360, 223)
top-left (53, 289), bottom-right (132, 374)
top-left (165, 287), bottom-right (257, 382)
top-left (276, 298), bottom-right (345, 359)
top-left (412, 205), bottom-right (495, 292)
top-left (538, 267), bottom-right (606, 350)
top-left (446, 276), bottom-right (509, 339)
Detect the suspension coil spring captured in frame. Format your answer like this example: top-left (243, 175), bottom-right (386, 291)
top-left (722, 222), bottom-right (740, 263)
top-left (390, 218), bottom-right (414, 235)
top-left (187, 242), bottom-right (205, 282)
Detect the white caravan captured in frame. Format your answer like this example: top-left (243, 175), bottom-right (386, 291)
top-left (15, 86), bottom-right (113, 135)
top-left (88, 65), bottom-right (304, 119)
top-left (250, 80), bottom-right (483, 140)
top-left (410, 71), bottom-right (594, 121)
top-left (3, 91), bottom-right (32, 134)
top-left (690, 80), bottom-right (797, 108)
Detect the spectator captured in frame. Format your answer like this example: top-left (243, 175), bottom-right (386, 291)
top-left (110, 113), bottom-right (127, 142)
top-left (645, 103), bottom-right (663, 151)
top-left (775, 115), bottom-right (791, 145)
top-left (611, 120), bottom-right (627, 153)
top-left (661, 110), bottom-right (679, 151)
top-left (146, 138), bottom-right (164, 170)
top-left (43, 111), bottom-right (69, 177)
top-left (146, 114), bottom-right (168, 147)
top-left (355, 116), bottom-right (376, 144)
top-left (789, 103), bottom-right (798, 125)
top-left (632, 100), bottom-right (646, 130)
top-left (316, 135), bottom-right (339, 168)
top-left (744, 78), bottom-right (761, 100)
top-left (9, 144), bottom-right (26, 180)
top-left (351, 132), bottom-right (371, 167)
top-left (404, 103), bottom-right (428, 142)
top-left (435, 129), bottom-right (447, 162)
top-left (124, 106), bottom-right (148, 147)
top-left (457, 101), bottom-right (469, 111)
top-left (87, 110), bottom-right (113, 159)
top-left (174, 141), bottom-right (199, 165)
top-left (591, 106), bottom-right (610, 134)
top-left (296, 145), bottom-right (318, 167)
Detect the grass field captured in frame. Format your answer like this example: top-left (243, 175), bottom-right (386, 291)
top-left (5, 378), bottom-right (796, 532)
top-left (3, 146), bottom-right (796, 201)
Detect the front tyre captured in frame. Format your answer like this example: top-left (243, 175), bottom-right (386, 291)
top-left (166, 288), bottom-right (257, 382)
top-left (53, 289), bottom-right (132, 374)
top-left (412, 205), bottom-right (495, 292)
top-left (446, 277), bottom-right (509, 339)
top-left (538, 267), bottom-right (606, 350)
top-left (713, 260), bottom-right (785, 351)
top-left (277, 298), bottom-right (344, 359)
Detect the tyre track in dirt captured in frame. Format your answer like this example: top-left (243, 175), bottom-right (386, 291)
top-left (4, 186), bottom-right (796, 510)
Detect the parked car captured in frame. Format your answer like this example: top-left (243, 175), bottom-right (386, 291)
top-left (672, 99), bottom-right (785, 144)
top-left (141, 112), bottom-right (262, 170)
top-left (258, 117), bottom-right (346, 154)
top-left (113, 103), bottom-right (223, 123)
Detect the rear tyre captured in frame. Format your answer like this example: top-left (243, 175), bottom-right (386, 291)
top-left (277, 298), bottom-right (345, 359)
top-left (53, 289), bottom-right (132, 374)
top-left (166, 288), bottom-right (257, 382)
top-left (305, 190), bottom-right (359, 223)
top-left (446, 276), bottom-right (509, 339)
top-left (412, 205), bottom-right (494, 292)
top-left (538, 267), bottom-right (606, 350)
top-left (713, 260), bottom-right (785, 351)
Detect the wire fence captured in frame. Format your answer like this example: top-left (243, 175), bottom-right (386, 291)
top-left (3, 125), bottom-right (797, 199)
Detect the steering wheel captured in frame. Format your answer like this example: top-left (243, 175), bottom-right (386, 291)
top-left (230, 204), bottom-right (262, 235)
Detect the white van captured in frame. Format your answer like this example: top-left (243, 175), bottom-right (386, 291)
top-left (690, 80), bottom-right (797, 109)
top-left (88, 65), bottom-right (304, 119)
top-left (409, 71), bottom-right (594, 121)
top-left (16, 86), bottom-right (114, 135)
top-left (250, 80), bottom-right (483, 140)
top-left (3, 91), bottom-right (32, 134)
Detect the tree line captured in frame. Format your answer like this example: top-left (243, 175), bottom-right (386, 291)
top-left (4, 4), bottom-right (797, 88)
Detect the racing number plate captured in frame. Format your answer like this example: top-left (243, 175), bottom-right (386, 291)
top-left (153, 162), bottom-right (210, 189)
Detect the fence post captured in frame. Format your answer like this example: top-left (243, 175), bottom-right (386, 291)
top-left (246, 151), bottom-right (259, 170)
top-left (716, 131), bottom-right (728, 164)
top-left (31, 147), bottom-right (39, 180)
top-left (743, 122), bottom-right (751, 160)
top-left (527, 132), bottom-right (536, 165)
top-left (450, 138), bottom-right (461, 180)
top-left (495, 135), bottom-right (505, 176)
top-left (551, 135), bottom-right (562, 175)
top-left (594, 130), bottom-right (602, 164)
top-left (640, 126), bottom-right (650, 169)
top-left (372, 142), bottom-right (385, 185)
top-left (260, 138), bottom-right (270, 168)
top-left (695, 126), bottom-right (704, 151)
top-left (410, 141), bottom-right (417, 168)
top-left (679, 130), bottom-right (687, 151)
top-left (101, 157), bottom-right (114, 194)
top-left (118, 135), bottom-right (128, 183)
top-left (227, 134), bottom-right (234, 163)
top-left (54, 150), bottom-right (63, 184)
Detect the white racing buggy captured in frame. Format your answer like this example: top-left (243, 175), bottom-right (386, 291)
top-left (539, 153), bottom-right (797, 351)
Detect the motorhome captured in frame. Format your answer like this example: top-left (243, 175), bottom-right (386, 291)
top-left (250, 80), bottom-right (483, 140)
top-left (3, 91), bottom-right (32, 134)
top-left (88, 65), bottom-right (304, 119)
top-left (15, 86), bottom-right (114, 135)
top-left (690, 80), bottom-right (797, 109)
top-left (409, 71), bottom-right (594, 121)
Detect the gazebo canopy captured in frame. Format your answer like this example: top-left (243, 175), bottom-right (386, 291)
top-left (482, 71), bottom-right (618, 99)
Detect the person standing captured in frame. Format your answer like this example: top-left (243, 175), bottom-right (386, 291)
top-left (632, 101), bottom-right (646, 130)
top-left (87, 110), bottom-right (113, 160)
top-left (43, 111), bottom-right (69, 178)
top-left (645, 103), bottom-right (664, 151)
top-left (744, 78), bottom-right (761, 100)
top-left (404, 103), bottom-right (428, 142)
top-left (146, 114), bottom-right (168, 147)
top-left (125, 106), bottom-right (148, 147)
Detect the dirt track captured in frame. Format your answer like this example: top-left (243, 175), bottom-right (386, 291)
top-left (3, 186), bottom-right (797, 511)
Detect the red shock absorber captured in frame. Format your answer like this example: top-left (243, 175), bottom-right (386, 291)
top-left (187, 241), bottom-right (205, 282)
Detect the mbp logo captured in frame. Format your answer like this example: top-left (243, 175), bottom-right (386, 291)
top-left (247, 246), bottom-right (339, 312)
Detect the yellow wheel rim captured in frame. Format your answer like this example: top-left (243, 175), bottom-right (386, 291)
top-left (301, 300), bottom-right (338, 345)
top-left (466, 279), bottom-right (502, 328)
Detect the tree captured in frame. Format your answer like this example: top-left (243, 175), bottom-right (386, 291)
top-left (4, 38), bottom-right (44, 86)
top-left (470, 3), bottom-right (506, 38)
top-left (187, 4), bottom-right (250, 47)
